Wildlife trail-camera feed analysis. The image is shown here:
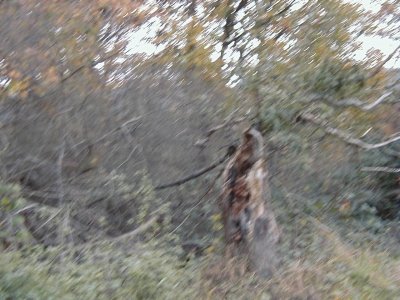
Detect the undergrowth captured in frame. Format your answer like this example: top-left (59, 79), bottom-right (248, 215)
top-left (1, 208), bottom-right (399, 299)
top-left (0, 241), bottom-right (203, 300)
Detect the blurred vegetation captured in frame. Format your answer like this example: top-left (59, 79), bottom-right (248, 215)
top-left (1, 0), bottom-right (400, 299)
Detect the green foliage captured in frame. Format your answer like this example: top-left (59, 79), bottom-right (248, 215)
top-left (0, 181), bottom-right (32, 247)
top-left (0, 172), bottom-right (398, 299)
top-left (306, 59), bottom-right (366, 98)
top-left (0, 182), bottom-right (21, 212)
top-left (259, 105), bottom-right (296, 133)
top-left (0, 242), bottom-right (202, 300)
top-left (360, 148), bottom-right (400, 220)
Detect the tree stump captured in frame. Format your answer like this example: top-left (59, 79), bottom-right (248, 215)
top-left (220, 127), bottom-right (280, 276)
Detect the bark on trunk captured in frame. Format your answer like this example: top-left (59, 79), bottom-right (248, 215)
top-left (220, 127), bottom-right (280, 276)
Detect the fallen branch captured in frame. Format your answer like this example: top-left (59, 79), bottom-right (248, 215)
top-left (300, 112), bottom-right (400, 150)
top-left (361, 166), bottom-right (400, 173)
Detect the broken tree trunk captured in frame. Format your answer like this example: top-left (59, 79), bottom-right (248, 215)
top-left (220, 127), bottom-right (280, 277)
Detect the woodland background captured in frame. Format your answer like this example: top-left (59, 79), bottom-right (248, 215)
top-left (0, 0), bottom-right (400, 299)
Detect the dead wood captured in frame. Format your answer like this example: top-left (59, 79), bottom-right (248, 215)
top-left (220, 127), bottom-right (280, 277)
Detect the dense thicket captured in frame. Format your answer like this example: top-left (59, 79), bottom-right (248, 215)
top-left (1, 0), bottom-right (399, 298)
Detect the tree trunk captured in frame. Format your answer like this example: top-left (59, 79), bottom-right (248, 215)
top-left (220, 127), bottom-right (280, 276)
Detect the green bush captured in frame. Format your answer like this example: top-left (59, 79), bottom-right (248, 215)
top-left (0, 241), bottom-right (202, 300)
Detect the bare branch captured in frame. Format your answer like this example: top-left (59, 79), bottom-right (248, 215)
top-left (13, 204), bottom-right (38, 216)
top-left (194, 109), bottom-right (246, 148)
top-left (311, 92), bottom-right (395, 111)
top-left (361, 166), bottom-right (400, 173)
top-left (154, 147), bottom-right (235, 190)
top-left (386, 78), bottom-right (400, 90)
top-left (206, 116), bottom-right (246, 138)
top-left (334, 92), bottom-right (394, 111)
top-left (300, 112), bottom-right (400, 150)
